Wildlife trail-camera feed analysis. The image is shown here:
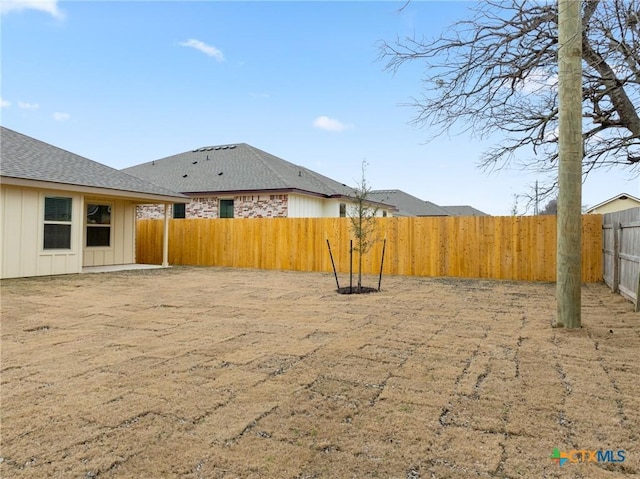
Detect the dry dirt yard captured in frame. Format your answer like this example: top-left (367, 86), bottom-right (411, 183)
top-left (1, 267), bottom-right (638, 479)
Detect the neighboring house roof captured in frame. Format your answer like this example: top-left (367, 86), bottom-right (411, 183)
top-left (123, 143), bottom-right (360, 200)
top-left (369, 189), bottom-right (450, 217)
top-left (1, 127), bottom-right (185, 201)
top-left (442, 205), bottom-right (489, 216)
top-left (585, 193), bottom-right (640, 213)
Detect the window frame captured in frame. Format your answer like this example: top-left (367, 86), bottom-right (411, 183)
top-left (339, 203), bottom-right (346, 217)
top-left (219, 199), bottom-right (234, 218)
top-left (85, 203), bottom-right (112, 248)
top-left (173, 203), bottom-right (186, 219)
top-left (43, 196), bottom-right (73, 250)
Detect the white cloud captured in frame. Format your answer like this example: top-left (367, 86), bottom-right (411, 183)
top-left (0, 98), bottom-right (11, 108)
top-left (179, 39), bottom-right (224, 61)
top-left (312, 115), bottom-right (352, 132)
top-left (18, 101), bottom-right (39, 110)
top-left (53, 112), bottom-right (70, 121)
top-left (0, 0), bottom-right (64, 19)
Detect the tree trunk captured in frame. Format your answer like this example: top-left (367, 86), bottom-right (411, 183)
top-left (556, 0), bottom-right (583, 329)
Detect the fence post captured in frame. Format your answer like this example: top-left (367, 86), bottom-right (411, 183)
top-left (612, 222), bottom-right (621, 293)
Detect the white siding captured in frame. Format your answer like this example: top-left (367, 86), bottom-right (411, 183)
top-left (344, 202), bottom-right (392, 218)
top-left (287, 194), bottom-right (392, 218)
top-left (1, 185), bottom-right (83, 279)
top-left (322, 199), bottom-right (343, 217)
top-left (1, 185), bottom-right (38, 277)
top-left (1, 185), bottom-right (140, 278)
top-left (289, 194), bottom-right (352, 218)
top-left (288, 194), bottom-right (326, 217)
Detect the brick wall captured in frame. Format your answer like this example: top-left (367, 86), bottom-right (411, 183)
top-left (136, 195), bottom-right (289, 219)
top-left (187, 197), bottom-right (219, 218)
top-left (236, 194), bottom-right (288, 218)
top-left (137, 204), bottom-right (170, 219)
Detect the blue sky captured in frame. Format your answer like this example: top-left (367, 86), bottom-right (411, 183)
top-left (2, 0), bottom-right (638, 215)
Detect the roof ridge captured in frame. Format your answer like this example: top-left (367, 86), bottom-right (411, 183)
top-left (123, 142), bottom-right (357, 198)
top-left (244, 145), bottom-right (290, 188)
top-left (295, 164), bottom-right (354, 196)
top-left (2, 126), bottom-right (107, 171)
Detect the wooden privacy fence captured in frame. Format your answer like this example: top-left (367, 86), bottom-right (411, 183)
top-left (137, 215), bottom-right (602, 282)
top-left (603, 208), bottom-right (640, 311)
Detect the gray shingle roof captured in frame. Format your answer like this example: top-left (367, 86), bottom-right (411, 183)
top-left (1, 127), bottom-right (185, 200)
top-left (369, 189), bottom-right (450, 217)
top-left (442, 205), bottom-right (489, 216)
top-left (122, 143), bottom-right (357, 198)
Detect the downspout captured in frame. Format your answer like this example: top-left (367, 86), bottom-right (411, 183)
top-left (162, 203), bottom-right (169, 267)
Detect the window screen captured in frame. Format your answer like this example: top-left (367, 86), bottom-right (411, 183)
top-left (219, 199), bottom-right (234, 218)
top-left (43, 197), bottom-right (72, 249)
top-left (173, 203), bottom-right (186, 219)
top-left (45, 197), bottom-right (72, 222)
top-left (44, 224), bottom-right (71, 249)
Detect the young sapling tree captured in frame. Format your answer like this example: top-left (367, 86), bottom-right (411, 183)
top-left (348, 160), bottom-right (379, 292)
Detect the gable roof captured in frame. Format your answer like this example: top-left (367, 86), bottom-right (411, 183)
top-left (442, 205), bottom-right (489, 216)
top-left (123, 143), bottom-right (358, 199)
top-left (1, 127), bottom-right (185, 201)
top-left (585, 193), bottom-right (640, 213)
top-left (369, 189), bottom-right (450, 216)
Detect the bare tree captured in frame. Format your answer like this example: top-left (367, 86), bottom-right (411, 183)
top-left (349, 160), bottom-right (379, 291)
top-left (380, 0), bottom-right (640, 202)
top-left (510, 193), bottom-right (521, 216)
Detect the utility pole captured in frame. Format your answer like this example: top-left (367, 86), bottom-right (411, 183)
top-left (556, 0), bottom-right (583, 328)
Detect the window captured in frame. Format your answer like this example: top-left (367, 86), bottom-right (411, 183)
top-left (86, 204), bottom-right (111, 247)
top-left (173, 203), bottom-right (186, 219)
top-left (219, 199), bottom-right (234, 218)
top-left (382, 211), bottom-right (388, 217)
top-left (44, 197), bottom-right (72, 249)
top-left (339, 203), bottom-right (346, 217)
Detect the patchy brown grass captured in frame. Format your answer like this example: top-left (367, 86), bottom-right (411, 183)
top-left (1, 267), bottom-right (638, 478)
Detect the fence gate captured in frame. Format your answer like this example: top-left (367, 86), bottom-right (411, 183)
top-left (603, 207), bottom-right (640, 312)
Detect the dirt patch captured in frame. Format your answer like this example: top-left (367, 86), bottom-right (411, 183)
top-left (1, 266), bottom-right (638, 478)
top-left (336, 286), bottom-right (379, 295)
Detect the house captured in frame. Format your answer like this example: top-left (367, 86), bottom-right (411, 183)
top-left (0, 127), bottom-right (186, 279)
top-left (585, 193), bottom-right (640, 215)
top-left (123, 144), bottom-right (395, 219)
top-left (441, 205), bottom-right (489, 217)
top-left (368, 189), bottom-right (490, 217)
top-left (368, 189), bottom-right (450, 217)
